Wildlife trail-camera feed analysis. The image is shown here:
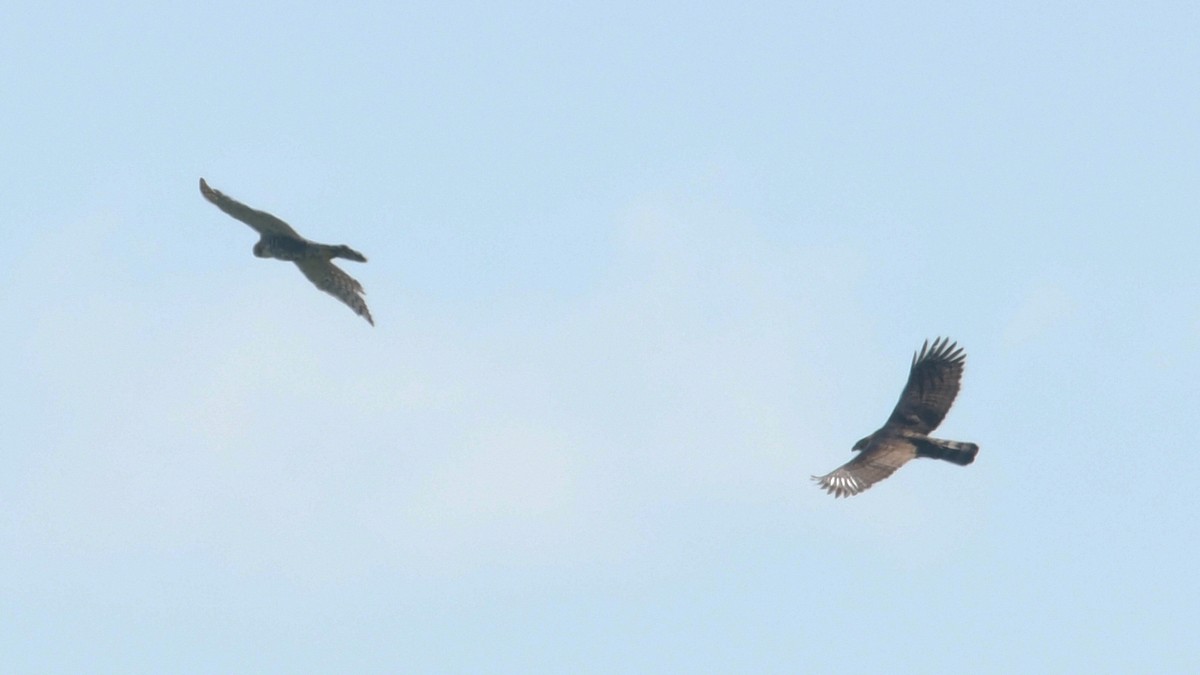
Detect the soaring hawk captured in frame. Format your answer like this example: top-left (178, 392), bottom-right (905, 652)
top-left (199, 178), bottom-right (374, 325)
top-left (813, 337), bottom-right (978, 497)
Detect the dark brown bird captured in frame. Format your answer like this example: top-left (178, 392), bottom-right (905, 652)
top-left (199, 178), bottom-right (374, 325)
top-left (813, 337), bottom-right (978, 497)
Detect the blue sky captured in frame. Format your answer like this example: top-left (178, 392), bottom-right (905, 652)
top-left (2, 1), bottom-right (1198, 672)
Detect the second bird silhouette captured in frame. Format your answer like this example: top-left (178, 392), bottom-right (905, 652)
top-left (199, 178), bottom-right (374, 325)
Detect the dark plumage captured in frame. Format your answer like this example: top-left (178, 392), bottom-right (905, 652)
top-left (813, 338), bottom-right (978, 497)
top-left (199, 178), bottom-right (374, 325)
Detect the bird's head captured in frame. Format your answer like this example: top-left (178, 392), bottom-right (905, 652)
top-left (852, 436), bottom-right (872, 452)
top-left (252, 241), bottom-right (268, 258)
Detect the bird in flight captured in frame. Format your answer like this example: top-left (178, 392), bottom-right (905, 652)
top-left (199, 178), bottom-right (374, 325)
top-left (813, 337), bottom-right (978, 497)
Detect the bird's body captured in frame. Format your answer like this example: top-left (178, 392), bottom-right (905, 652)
top-left (199, 178), bottom-right (374, 325)
top-left (814, 338), bottom-right (978, 498)
top-left (253, 235), bottom-right (366, 264)
top-left (254, 234), bottom-right (313, 261)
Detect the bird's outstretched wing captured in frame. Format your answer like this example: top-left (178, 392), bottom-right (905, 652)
top-left (812, 439), bottom-right (915, 498)
top-left (199, 178), bottom-right (301, 238)
top-left (295, 258), bottom-right (374, 326)
top-left (883, 337), bottom-right (965, 434)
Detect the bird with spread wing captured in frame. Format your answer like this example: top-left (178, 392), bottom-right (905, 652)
top-left (199, 178), bottom-right (374, 325)
top-left (813, 337), bottom-right (978, 497)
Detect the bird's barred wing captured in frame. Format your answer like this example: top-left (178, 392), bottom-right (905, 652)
top-left (199, 178), bottom-right (302, 238)
top-left (295, 259), bottom-right (374, 326)
top-left (884, 337), bottom-right (965, 434)
top-left (812, 440), bottom-right (915, 498)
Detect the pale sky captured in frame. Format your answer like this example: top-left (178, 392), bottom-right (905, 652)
top-left (2, 1), bottom-right (1198, 672)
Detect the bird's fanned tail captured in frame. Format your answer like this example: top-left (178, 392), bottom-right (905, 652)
top-left (332, 245), bottom-right (367, 262)
top-left (915, 438), bottom-right (978, 466)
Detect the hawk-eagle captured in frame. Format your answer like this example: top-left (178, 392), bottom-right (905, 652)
top-left (813, 337), bottom-right (978, 497)
top-left (199, 178), bottom-right (374, 325)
